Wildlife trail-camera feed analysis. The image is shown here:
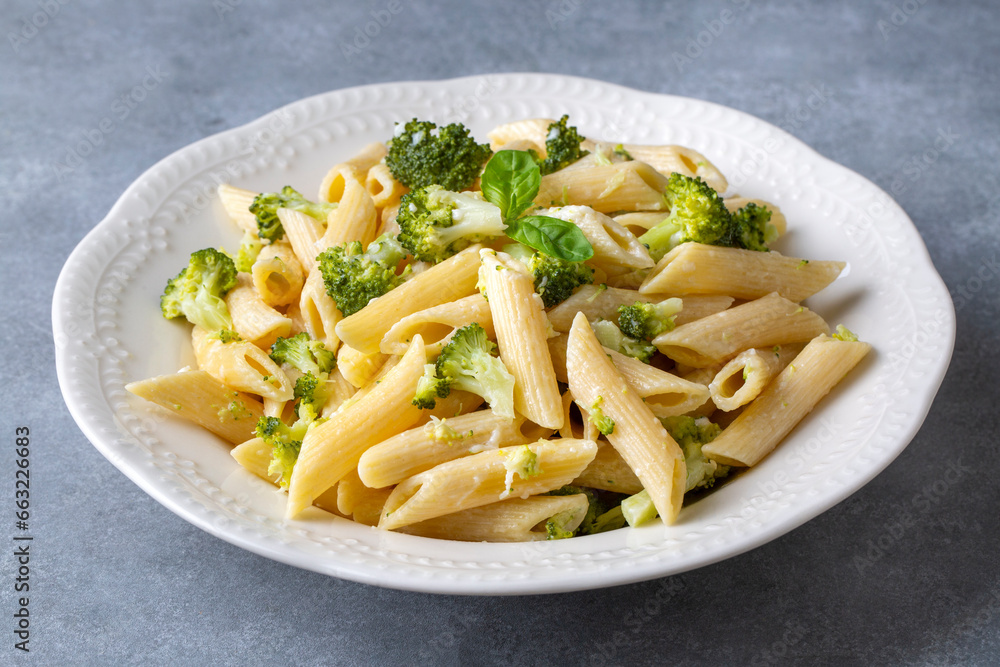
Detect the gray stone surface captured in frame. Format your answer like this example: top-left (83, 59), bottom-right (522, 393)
top-left (2, 0), bottom-right (998, 664)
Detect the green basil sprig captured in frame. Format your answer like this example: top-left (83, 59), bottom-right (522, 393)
top-left (481, 150), bottom-right (594, 262)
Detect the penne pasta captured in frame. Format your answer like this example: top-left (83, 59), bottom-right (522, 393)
top-left (251, 241), bottom-right (304, 307)
top-left (365, 162), bottom-right (408, 210)
top-left (542, 206), bottom-right (653, 270)
top-left (535, 160), bottom-right (670, 213)
top-left (277, 208), bottom-right (325, 274)
top-left (379, 294), bottom-right (494, 356)
top-left (225, 273), bottom-right (292, 348)
top-left (572, 440), bottom-right (644, 495)
top-left (709, 343), bottom-right (803, 411)
top-left (217, 184), bottom-right (259, 233)
top-left (400, 494), bottom-right (591, 542)
top-left (318, 141), bottom-right (387, 203)
top-left (319, 177), bottom-right (378, 250)
top-left (230, 438), bottom-right (343, 516)
top-left (192, 326), bottom-right (293, 402)
top-left (336, 469), bottom-right (392, 526)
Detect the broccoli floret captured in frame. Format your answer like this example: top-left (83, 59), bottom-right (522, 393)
top-left (591, 319), bottom-right (657, 364)
top-left (504, 243), bottom-right (594, 307)
top-left (249, 186), bottom-right (337, 243)
top-left (639, 173), bottom-right (779, 261)
top-left (411, 324), bottom-right (515, 419)
top-left (832, 324), bottom-right (860, 342)
top-left (396, 185), bottom-right (506, 263)
top-left (269, 332), bottom-right (336, 376)
top-left (234, 230), bottom-right (263, 272)
top-left (293, 371), bottom-right (333, 423)
top-left (501, 444), bottom-right (542, 498)
top-left (212, 329), bottom-right (243, 344)
top-left (546, 485), bottom-right (627, 536)
top-left (316, 233), bottom-right (409, 316)
top-left (661, 415), bottom-right (729, 492)
top-left (545, 510), bottom-right (578, 540)
top-left (160, 248), bottom-right (238, 331)
top-left (587, 396), bottom-right (615, 436)
top-left (385, 119), bottom-right (492, 191)
top-left (617, 298), bottom-right (683, 341)
top-left (621, 489), bottom-right (658, 526)
top-left (538, 115), bottom-right (589, 175)
top-left (255, 416), bottom-right (310, 489)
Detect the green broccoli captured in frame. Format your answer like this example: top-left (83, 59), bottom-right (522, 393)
top-left (587, 396), bottom-right (615, 436)
top-left (411, 323), bottom-right (515, 419)
top-left (160, 248), bottom-right (238, 331)
top-left (832, 324), bottom-right (860, 342)
top-left (502, 445), bottom-right (541, 497)
top-left (385, 119), bottom-right (492, 191)
top-left (316, 233), bottom-right (409, 316)
top-left (621, 489), bottom-right (658, 526)
top-left (639, 173), bottom-right (778, 261)
top-left (292, 372), bottom-right (331, 423)
top-left (504, 243), bottom-right (594, 307)
top-left (396, 185), bottom-right (506, 263)
top-left (234, 230), bottom-right (263, 272)
top-left (269, 332), bottom-right (336, 376)
top-left (249, 186), bottom-right (337, 243)
top-left (538, 115), bottom-right (589, 175)
top-left (617, 298), bottom-right (683, 341)
top-left (661, 415), bottom-right (729, 492)
top-left (255, 415), bottom-right (309, 489)
top-left (591, 319), bottom-right (657, 364)
top-left (546, 485), bottom-right (627, 536)
top-left (212, 329), bottom-right (243, 344)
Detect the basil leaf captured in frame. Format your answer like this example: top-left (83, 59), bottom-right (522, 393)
top-left (480, 150), bottom-right (541, 221)
top-left (507, 215), bottom-right (594, 262)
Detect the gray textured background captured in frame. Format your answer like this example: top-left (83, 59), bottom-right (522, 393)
top-left (3, 0), bottom-right (999, 665)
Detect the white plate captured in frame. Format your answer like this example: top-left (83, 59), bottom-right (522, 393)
top-left (53, 74), bottom-right (955, 595)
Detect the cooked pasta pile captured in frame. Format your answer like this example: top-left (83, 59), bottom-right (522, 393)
top-left (127, 116), bottom-right (870, 542)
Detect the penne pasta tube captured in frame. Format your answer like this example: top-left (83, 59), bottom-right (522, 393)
top-left (225, 273), bottom-right (292, 349)
top-left (337, 469), bottom-right (393, 526)
top-left (285, 335), bottom-right (428, 517)
top-left (335, 245), bottom-right (483, 354)
top-left (547, 285), bottom-right (734, 333)
top-left (298, 270), bottom-right (342, 354)
top-left (613, 211), bottom-right (668, 235)
top-left (192, 326), bottom-right (293, 402)
top-left (319, 177), bottom-right (378, 250)
top-left (400, 494), bottom-right (591, 542)
top-left (614, 144), bottom-right (728, 193)
top-left (217, 184), bottom-right (259, 233)
top-left (566, 312), bottom-right (686, 524)
top-left (379, 294), bottom-right (494, 356)
top-left (230, 438), bottom-right (343, 516)
top-left (358, 410), bottom-right (530, 488)
top-left (277, 208), bottom-right (325, 274)
top-left (653, 292), bottom-right (830, 367)
top-left (673, 295), bottom-right (735, 325)
top-left (535, 161), bottom-right (670, 213)
top-left (487, 118), bottom-right (554, 152)
top-left (319, 368), bottom-right (357, 418)
top-left (572, 440), bottom-right (644, 495)
top-left (479, 250), bottom-right (564, 430)
top-left (318, 141), bottom-right (387, 203)
top-left (378, 438), bottom-right (598, 530)
top-left (365, 162), bottom-right (408, 210)
top-left (709, 343), bottom-right (803, 412)
top-left (702, 334), bottom-right (871, 467)
top-left (558, 389), bottom-right (595, 441)
top-left (251, 241), bottom-right (304, 307)
top-left (639, 243), bottom-right (845, 303)
top-left (125, 370), bottom-right (264, 445)
top-left (542, 206), bottom-right (653, 270)
top-left (337, 344), bottom-right (388, 389)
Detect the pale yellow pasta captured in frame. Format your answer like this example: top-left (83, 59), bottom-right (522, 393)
top-left (377, 203), bottom-right (401, 238)
top-left (547, 285), bottom-right (734, 333)
top-left (251, 242), bottom-right (304, 307)
top-left (276, 208), bottom-right (325, 274)
top-left (335, 245), bottom-right (483, 355)
top-left (225, 273), bottom-right (292, 348)
top-left (365, 162), bottom-right (407, 209)
top-left (217, 184), bottom-right (258, 233)
top-left (337, 469), bottom-right (392, 526)
top-left (337, 344), bottom-right (388, 389)
top-left (320, 368), bottom-right (358, 418)
top-left (358, 409), bottom-right (530, 488)
top-left (535, 161), bottom-right (670, 213)
top-left (400, 494), bottom-right (590, 542)
top-left (709, 343), bottom-right (803, 411)
top-left (378, 438), bottom-right (598, 530)
top-left (487, 118), bottom-right (554, 152)
top-left (192, 326), bottom-right (293, 402)
top-left (557, 390), bottom-right (596, 441)
top-left (298, 270), bottom-right (342, 354)
top-left (702, 335), bottom-right (871, 467)
top-left (639, 243), bottom-right (845, 303)
top-left (319, 177), bottom-right (378, 250)
top-left (379, 294), bottom-right (493, 356)
top-left (125, 370), bottom-right (263, 445)
top-left (565, 312), bottom-right (686, 524)
top-left (285, 335), bottom-right (427, 517)
top-left (614, 144), bottom-right (728, 193)
top-left (541, 206), bottom-right (653, 270)
top-left (479, 250), bottom-right (564, 430)
top-left (318, 141), bottom-right (387, 203)
top-left (230, 438), bottom-right (343, 516)
top-left (572, 440), bottom-right (644, 495)
top-left (654, 293), bottom-right (830, 367)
